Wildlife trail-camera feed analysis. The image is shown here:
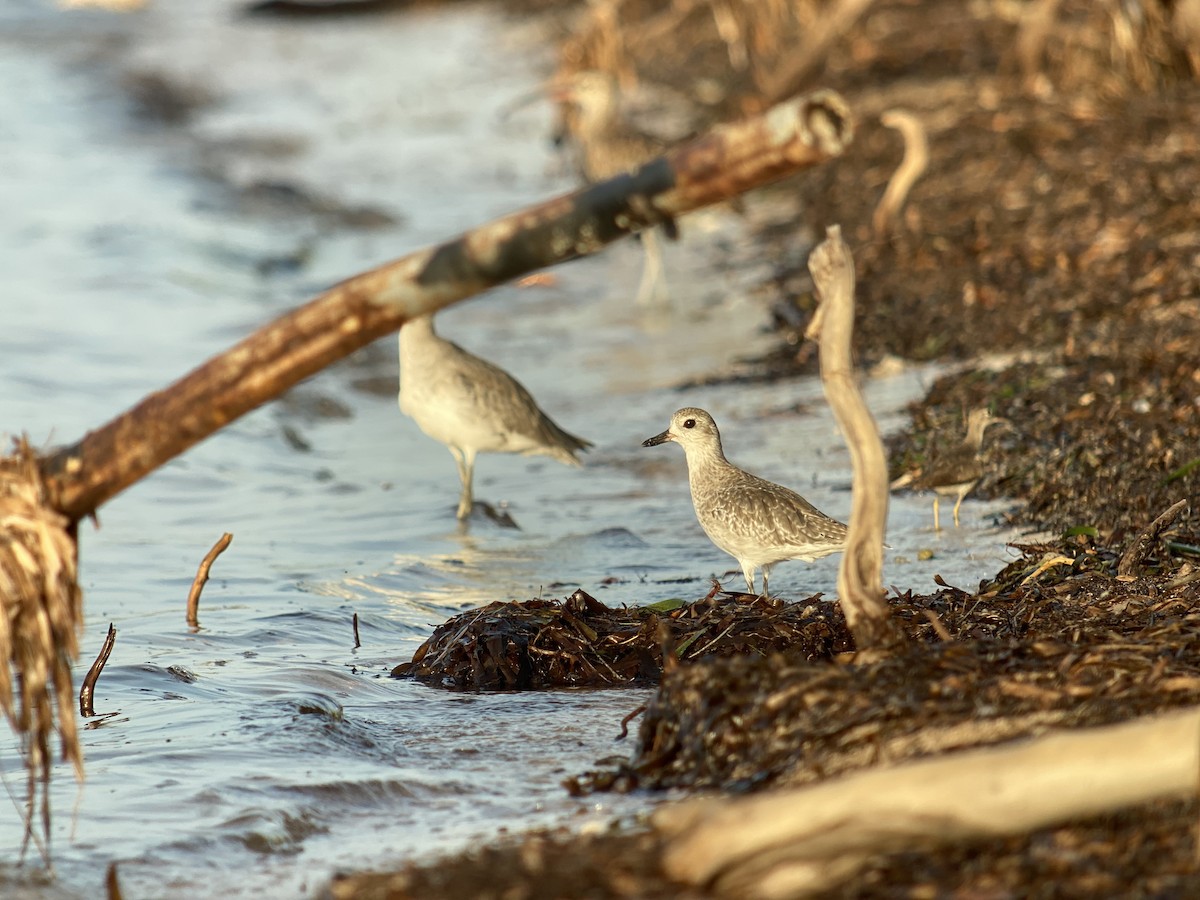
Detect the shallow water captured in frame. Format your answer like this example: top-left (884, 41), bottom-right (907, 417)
top-left (0, 1), bottom-right (1020, 896)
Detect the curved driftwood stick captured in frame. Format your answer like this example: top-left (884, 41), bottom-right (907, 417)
top-left (42, 89), bottom-right (853, 521)
top-left (871, 109), bottom-right (928, 239)
top-left (78, 623), bottom-right (116, 718)
top-left (657, 706), bottom-right (1200, 898)
top-left (186, 532), bottom-right (233, 627)
top-left (805, 226), bottom-right (902, 652)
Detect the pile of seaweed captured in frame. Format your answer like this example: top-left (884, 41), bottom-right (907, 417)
top-left (392, 586), bottom-right (850, 690)
top-left (585, 536), bottom-right (1200, 795)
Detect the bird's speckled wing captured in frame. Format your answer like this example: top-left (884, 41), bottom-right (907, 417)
top-left (696, 468), bottom-right (847, 559)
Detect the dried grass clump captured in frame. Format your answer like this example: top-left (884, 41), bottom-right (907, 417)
top-left (1018, 0), bottom-right (1200, 95)
top-left (557, 0), bottom-right (831, 107)
top-left (0, 438), bottom-right (83, 845)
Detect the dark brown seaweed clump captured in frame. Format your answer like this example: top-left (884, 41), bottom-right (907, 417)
top-left (392, 587), bottom-right (852, 691)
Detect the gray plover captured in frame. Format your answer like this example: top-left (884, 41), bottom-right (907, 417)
top-left (398, 314), bottom-right (592, 520)
top-left (896, 408), bottom-right (1008, 530)
top-left (642, 407), bottom-right (848, 597)
top-left (552, 70), bottom-right (676, 305)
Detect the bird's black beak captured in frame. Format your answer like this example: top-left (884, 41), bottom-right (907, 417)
top-left (642, 430), bottom-right (672, 447)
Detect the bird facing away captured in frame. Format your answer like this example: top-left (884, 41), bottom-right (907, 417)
top-left (398, 315), bottom-right (592, 520)
top-left (906, 408), bottom-right (1008, 530)
top-left (642, 407), bottom-right (849, 597)
top-left (552, 70), bottom-right (677, 305)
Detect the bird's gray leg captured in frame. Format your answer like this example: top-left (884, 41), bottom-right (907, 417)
top-left (450, 447), bottom-right (475, 519)
top-left (761, 566), bottom-right (770, 599)
top-left (635, 228), bottom-right (667, 305)
top-left (952, 491), bottom-right (965, 527)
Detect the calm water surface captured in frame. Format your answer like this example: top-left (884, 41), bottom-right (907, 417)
top-left (0, 1), bottom-right (1020, 896)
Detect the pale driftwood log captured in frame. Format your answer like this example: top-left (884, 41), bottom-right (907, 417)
top-left (805, 226), bottom-right (902, 652)
top-left (2, 88), bottom-right (855, 836)
top-left (657, 706), bottom-right (1200, 899)
top-left (871, 109), bottom-right (928, 240)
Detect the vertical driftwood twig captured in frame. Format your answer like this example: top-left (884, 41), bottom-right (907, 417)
top-left (186, 532), bottom-right (233, 627)
top-left (79, 623), bottom-right (117, 717)
top-left (352, 612), bottom-right (362, 649)
top-left (806, 225), bottom-right (903, 653)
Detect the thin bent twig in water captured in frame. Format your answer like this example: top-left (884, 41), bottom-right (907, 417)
top-left (618, 703), bottom-right (648, 740)
top-left (352, 612), bottom-right (361, 649)
top-left (186, 532), bottom-right (233, 627)
top-left (79, 623), bottom-right (116, 717)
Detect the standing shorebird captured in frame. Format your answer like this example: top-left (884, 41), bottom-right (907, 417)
top-left (398, 314), bottom-right (592, 520)
top-left (642, 407), bottom-right (849, 597)
top-left (898, 408), bottom-right (1008, 530)
top-left (552, 70), bottom-right (677, 305)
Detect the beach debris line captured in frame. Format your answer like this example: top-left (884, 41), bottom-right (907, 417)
top-left (392, 588), bottom-right (849, 691)
top-left (78, 623), bottom-right (117, 718)
top-left (186, 532), bottom-right (233, 627)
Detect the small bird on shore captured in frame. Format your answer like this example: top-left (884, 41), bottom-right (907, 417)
top-left (552, 70), bottom-right (678, 305)
top-left (895, 408), bottom-right (1008, 530)
top-left (642, 407), bottom-right (849, 597)
top-left (398, 314), bottom-right (592, 521)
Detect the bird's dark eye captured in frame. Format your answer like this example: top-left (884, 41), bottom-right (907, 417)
top-left (683, 419), bottom-right (696, 429)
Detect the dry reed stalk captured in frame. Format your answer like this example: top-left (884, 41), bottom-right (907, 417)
top-left (0, 438), bottom-right (83, 847)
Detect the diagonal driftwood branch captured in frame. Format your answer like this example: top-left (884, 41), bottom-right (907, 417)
top-left (805, 226), bottom-right (902, 653)
top-left (41, 89), bottom-right (853, 522)
top-left (657, 706), bottom-right (1200, 898)
top-left (1, 88), bottom-right (854, 836)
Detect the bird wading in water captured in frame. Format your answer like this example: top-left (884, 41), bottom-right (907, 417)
top-left (399, 315), bottom-right (592, 521)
